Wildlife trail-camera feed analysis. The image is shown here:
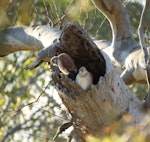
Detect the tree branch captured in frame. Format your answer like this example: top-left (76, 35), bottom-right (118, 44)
top-left (92, 0), bottom-right (133, 40)
top-left (0, 25), bottom-right (61, 57)
top-left (138, 0), bottom-right (150, 108)
top-left (91, 0), bottom-right (150, 85)
top-left (91, 0), bottom-right (138, 56)
top-left (138, 0), bottom-right (150, 50)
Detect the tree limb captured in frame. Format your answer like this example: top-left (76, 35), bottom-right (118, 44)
top-left (91, 0), bottom-right (150, 85)
top-left (92, 0), bottom-right (138, 64)
top-left (138, 0), bottom-right (150, 108)
top-left (0, 25), bottom-right (61, 57)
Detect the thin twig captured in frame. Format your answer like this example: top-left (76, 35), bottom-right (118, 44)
top-left (138, 0), bottom-right (150, 108)
top-left (42, 0), bottom-right (54, 26)
top-left (16, 80), bottom-right (51, 113)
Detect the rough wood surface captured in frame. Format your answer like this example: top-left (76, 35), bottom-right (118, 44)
top-left (0, 25), bottom-right (61, 57)
top-left (50, 23), bottom-right (148, 141)
top-left (91, 0), bottom-right (150, 85)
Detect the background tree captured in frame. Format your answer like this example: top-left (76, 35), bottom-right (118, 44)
top-left (0, 0), bottom-right (150, 142)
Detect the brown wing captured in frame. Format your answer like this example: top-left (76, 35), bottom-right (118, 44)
top-left (58, 53), bottom-right (77, 71)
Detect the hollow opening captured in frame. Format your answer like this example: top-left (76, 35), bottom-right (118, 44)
top-left (58, 41), bottom-right (106, 84)
top-left (58, 23), bottom-right (106, 84)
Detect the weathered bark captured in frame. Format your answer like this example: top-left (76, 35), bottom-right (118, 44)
top-left (92, 0), bottom-right (138, 64)
top-left (0, 25), bottom-right (61, 57)
top-left (92, 0), bottom-right (150, 85)
top-left (50, 23), bottom-right (148, 141)
top-left (0, 24), bottom-right (110, 71)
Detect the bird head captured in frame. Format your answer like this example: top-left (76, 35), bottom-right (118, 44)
top-left (79, 66), bottom-right (87, 74)
top-left (50, 56), bottom-right (58, 66)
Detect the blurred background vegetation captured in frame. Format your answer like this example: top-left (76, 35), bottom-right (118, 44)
top-left (0, 0), bottom-right (149, 142)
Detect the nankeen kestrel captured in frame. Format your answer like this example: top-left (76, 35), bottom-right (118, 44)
top-left (50, 53), bottom-right (77, 75)
top-left (76, 66), bottom-right (93, 90)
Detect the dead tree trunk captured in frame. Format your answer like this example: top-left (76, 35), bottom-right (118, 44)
top-left (48, 23), bottom-right (148, 141)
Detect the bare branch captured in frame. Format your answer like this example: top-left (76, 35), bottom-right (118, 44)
top-left (138, 0), bottom-right (150, 49)
top-left (138, 0), bottom-right (150, 73)
top-left (91, 0), bottom-right (140, 82)
top-left (53, 120), bottom-right (73, 140)
top-left (0, 25), bottom-right (61, 57)
top-left (92, 0), bottom-right (136, 42)
top-left (138, 0), bottom-right (150, 108)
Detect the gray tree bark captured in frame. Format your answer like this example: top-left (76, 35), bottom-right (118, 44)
top-left (48, 23), bottom-right (149, 141)
top-left (0, 0), bottom-right (150, 141)
top-left (92, 0), bottom-right (150, 85)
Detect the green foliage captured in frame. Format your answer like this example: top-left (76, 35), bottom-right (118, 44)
top-left (0, 52), bottom-right (65, 142)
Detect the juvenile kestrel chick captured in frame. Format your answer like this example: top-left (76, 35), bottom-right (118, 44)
top-left (75, 66), bottom-right (93, 90)
top-left (50, 53), bottom-right (77, 76)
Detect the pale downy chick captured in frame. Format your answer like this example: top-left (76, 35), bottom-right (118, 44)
top-left (76, 66), bottom-right (93, 90)
top-left (51, 53), bottom-right (77, 79)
